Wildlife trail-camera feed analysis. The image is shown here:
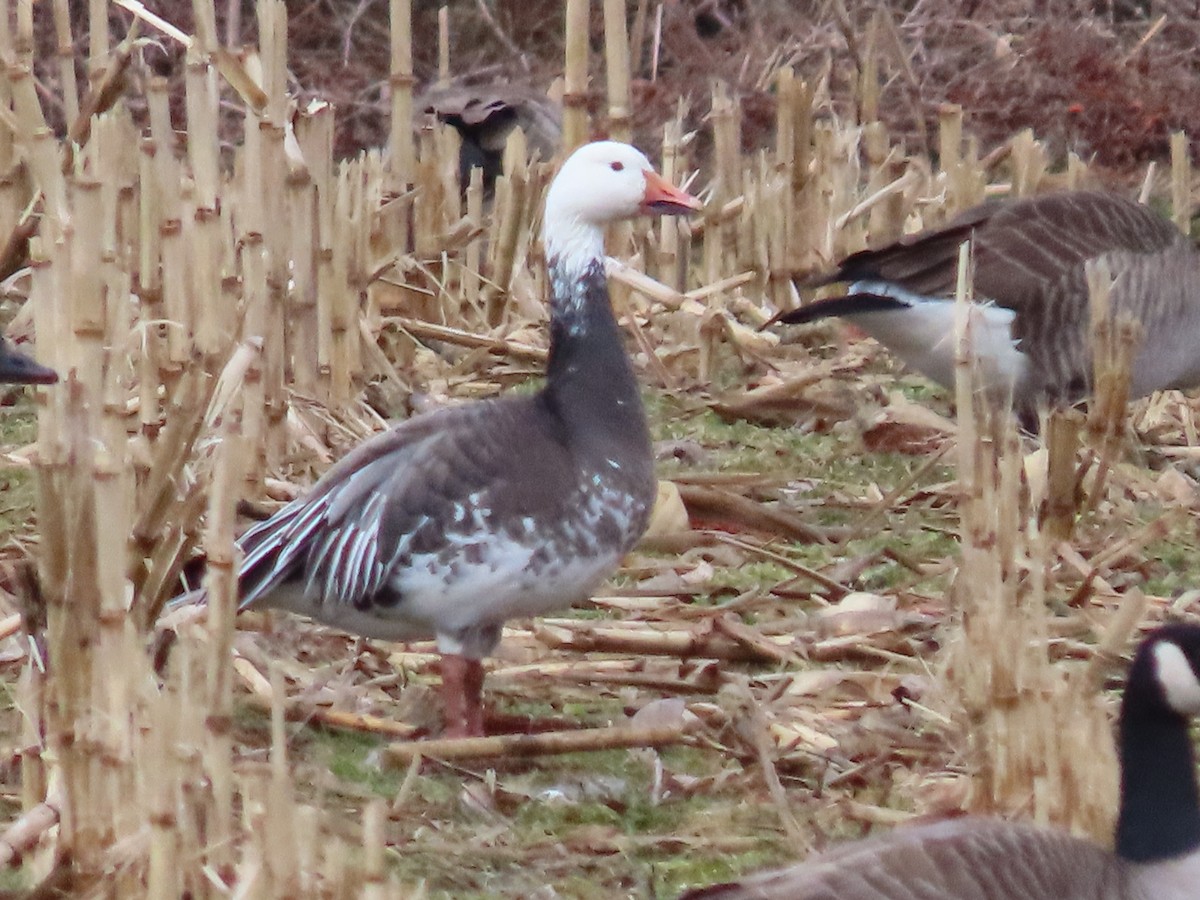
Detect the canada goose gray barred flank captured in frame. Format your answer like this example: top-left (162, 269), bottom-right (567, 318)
top-left (680, 622), bottom-right (1200, 900)
top-left (182, 142), bottom-right (700, 738)
top-left (767, 191), bottom-right (1200, 421)
top-left (0, 337), bottom-right (55, 385)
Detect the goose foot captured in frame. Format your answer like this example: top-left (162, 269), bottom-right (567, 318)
top-left (482, 710), bottom-right (581, 735)
top-left (439, 653), bottom-right (486, 738)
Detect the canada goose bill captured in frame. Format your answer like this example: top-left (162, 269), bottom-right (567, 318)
top-left (169, 142), bottom-right (700, 739)
top-left (679, 622), bottom-right (1200, 899)
top-left (767, 191), bottom-right (1200, 425)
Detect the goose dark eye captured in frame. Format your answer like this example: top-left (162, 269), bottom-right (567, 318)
top-left (610, 161), bottom-right (624, 171)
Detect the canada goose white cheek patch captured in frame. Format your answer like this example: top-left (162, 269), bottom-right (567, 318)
top-left (1153, 641), bottom-right (1200, 715)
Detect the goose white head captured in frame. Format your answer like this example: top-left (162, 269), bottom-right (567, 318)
top-left (542, 140), bottom-right (701, 279)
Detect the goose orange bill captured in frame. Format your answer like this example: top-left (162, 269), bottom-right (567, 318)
top-left (641, 170), bottom-right (703, 214)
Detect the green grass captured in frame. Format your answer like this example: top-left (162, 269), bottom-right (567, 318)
top-left (10, 364), bottom-right (1195, 897)
top-left (276, 712), bottom-right (799, 898)
top-left (647, 391), bottom-right (953, 495)
top-left (0, 396), bottom-right (40, 542)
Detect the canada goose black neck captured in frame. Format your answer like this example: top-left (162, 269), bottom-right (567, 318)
top-left (1116, 627), bottom-right (1200, 862)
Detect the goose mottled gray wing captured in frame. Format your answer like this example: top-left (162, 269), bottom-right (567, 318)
top-left (236, 392), bottom-right (653, 654)
top-left (967, 193), bottom-right (1194, 399)
top-left (681, 819), bottom-right (1127, 900)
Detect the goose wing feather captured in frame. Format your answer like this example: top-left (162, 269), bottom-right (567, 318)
top-left (810, 191), bottom-right (1186, 313)
top-left (235, 394), bottom-right (572, 614)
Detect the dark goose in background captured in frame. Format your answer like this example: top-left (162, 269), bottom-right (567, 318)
top-left (0, 337), bottom-right (56, 385)
top-left (680, 622), bottom-right (1200, 899)
top-left (767, 191), bottom-right (1200, 422)
top-left (187, 141), bottom-right (700, 738)
top-left (417, 82), bottom-right (561, 194)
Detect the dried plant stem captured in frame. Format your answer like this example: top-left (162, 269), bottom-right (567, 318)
top-left (949, 231), bottom-right (1115, 839)
top-left (603, 0), bottom-right (632, 143)
top-left (49, 0), bottom-right (78, 126)
top-left (201, 411), bottom-right (247, 874)
top-left (724, 679), bottom-right (809, 850)
top-left (0, 773), bottom-right (61, 868)
top-left (1042, 409), bottom-right (1082, 542)
top-left (391, 316), bottom-right (548, 362)
top-left (388, 0), bottom-right (415, 187)
top-left (1083, 257), bottom-right (1137, 513)
top-left (361, 801), bottom-right (388, 900)
top-left (386, 723), bottom-right (687, 763)
top-left (563, 0), bottom-right (590, 152)
top-left (1170, 130), bottom-right (1190, 233)
top-left (676, 482), bottom-right (834, 544)
top-left (233, 654), bottom-right (419, 739)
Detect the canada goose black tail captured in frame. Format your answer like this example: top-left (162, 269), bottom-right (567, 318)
top-left (762, 293), bottom-right (912, 330)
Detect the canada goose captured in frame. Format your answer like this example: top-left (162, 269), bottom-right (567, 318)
top-left (767, 191), bottom-right (1200, 423)
top-left (680, 622), bottom-right (1200, 899)
top-left (0, 337), bottom-right (56, 385)
top-left (175, 142), bottom-right (701, 738)
top-left (417, 82), bottom-right (561, 194)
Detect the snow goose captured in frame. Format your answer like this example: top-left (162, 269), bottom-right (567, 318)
top-left (191, 141), bottom-right (700, 738)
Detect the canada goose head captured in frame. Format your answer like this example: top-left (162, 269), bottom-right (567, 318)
top-left (1115, 622), bottom-right (1200, 864)
top-left (679, 622), bottom-right (1200, 899)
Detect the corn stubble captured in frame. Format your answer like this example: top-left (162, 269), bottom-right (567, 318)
top-left (0, 0), bottom-right (1190, 895)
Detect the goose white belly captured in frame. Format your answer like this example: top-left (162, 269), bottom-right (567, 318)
top-left (254, 481), bottom-right (643, 656)
top-left (849, 280), bottom-right (1031, 402)
top-left (256, 539), bottom-right (623, 651)
top-left (397, 539), bottom-right (622, 645)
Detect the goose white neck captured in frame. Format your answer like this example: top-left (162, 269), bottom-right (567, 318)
top-left (543, 213), bottom-right (606, 288)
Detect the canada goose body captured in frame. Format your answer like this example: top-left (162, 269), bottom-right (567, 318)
top-left (196, 142), bottom-right (700, 737)
top-left (417, 82), bottom-right (561, 193)
top-left (680, 623), bottom-right (1200, 899)
top-left (770, 191), bottom-right (1200, 418)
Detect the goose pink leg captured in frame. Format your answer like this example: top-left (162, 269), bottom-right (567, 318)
top-left (439, 654), bottom-right (486, 738)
